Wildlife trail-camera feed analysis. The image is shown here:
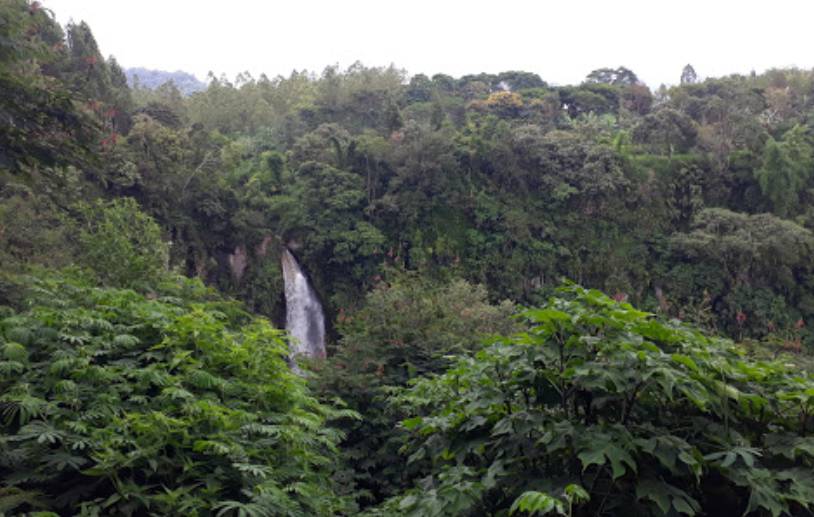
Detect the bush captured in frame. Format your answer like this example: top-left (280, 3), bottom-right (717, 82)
top-left (0, 272), bottom-right (350, 515)
top-left (316, 273), bottom-right (517, 506)
top-left (380, 284), bottom-right (814, 516)
top-left (73, 198), bottom-right (170, 290)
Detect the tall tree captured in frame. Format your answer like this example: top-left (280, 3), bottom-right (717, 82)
top-left (632, 108), bottom-right (698, 154)
top-left (65, 20), bottom-right (110, 100)
top-left (754, 125), bottom-right (812, 217)
top-left (585, 66), bottom-right (640, 86)
top-left (105, 55), bottom-right (134, 132)
top-left (0, 0), bottom-right (96, 170)
top-left (681, 64), bottom-right (698, 84)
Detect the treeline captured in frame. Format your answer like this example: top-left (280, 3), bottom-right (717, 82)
top-left (2, 1), bottom-right (814, 515)
top-left (5, 2), bottom-right (814, 346)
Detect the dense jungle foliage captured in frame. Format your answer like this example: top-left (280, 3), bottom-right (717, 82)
top-left (1, 1), bottom-right (813, 514)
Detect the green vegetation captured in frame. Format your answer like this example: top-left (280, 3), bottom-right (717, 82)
top-left (72, 198), bottom-right (170, 289)
top-left (382, 286), bottom-right (814, 516)
top-left (1, 1), bottom-right (814, 514)
top-left (316, 275), bottom-right (517, 504)
top-left (0, 273), bottom-right (349, 515)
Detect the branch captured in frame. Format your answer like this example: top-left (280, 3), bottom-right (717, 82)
top-left (181, 151), bottom-right (214, 195)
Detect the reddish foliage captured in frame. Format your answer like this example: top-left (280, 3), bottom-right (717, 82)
top-left (100, 132), bottom-right (119, 149)
top-left (781, 339), bottom-right (802, 353)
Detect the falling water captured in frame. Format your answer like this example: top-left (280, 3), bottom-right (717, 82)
top-left (281, 249), bottom-right (326, 360)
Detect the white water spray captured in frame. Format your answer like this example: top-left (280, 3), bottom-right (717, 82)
top-left (281, 249), bottom-right (326, 359)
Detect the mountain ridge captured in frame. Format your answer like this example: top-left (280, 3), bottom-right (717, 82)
top-left (125, 67), bottom-right (207, 95)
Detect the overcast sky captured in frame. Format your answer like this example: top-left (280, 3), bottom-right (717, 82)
top-left (41, 0), bottom-right (814, 88)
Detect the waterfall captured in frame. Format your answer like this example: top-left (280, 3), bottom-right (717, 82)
top-left (281, 249), bottom-right (326, 360)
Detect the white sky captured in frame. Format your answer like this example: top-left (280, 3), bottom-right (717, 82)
top-left (41, 0), bottom-right (814, 88)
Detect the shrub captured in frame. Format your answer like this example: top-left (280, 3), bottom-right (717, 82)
top-left (0, 273), bottom-right (349, 515)
top-left (73, 198), bottom-right (170, 290)
top-left (316, 274), bottom-right (517, 506)
top-left (380, 284), bottom-right (814, 516)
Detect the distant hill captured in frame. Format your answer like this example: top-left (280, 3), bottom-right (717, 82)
top-left (125, 67), bottom-right (207, 95)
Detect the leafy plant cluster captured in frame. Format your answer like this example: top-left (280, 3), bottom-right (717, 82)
top-left (315, 273), bottom-right (517, 504)
top-left (382, 285), bottom-right (814, 516)
top-left (0, 272), bottom-right (351, 516)
top-left (71, 197), bottom-right (171, 290)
